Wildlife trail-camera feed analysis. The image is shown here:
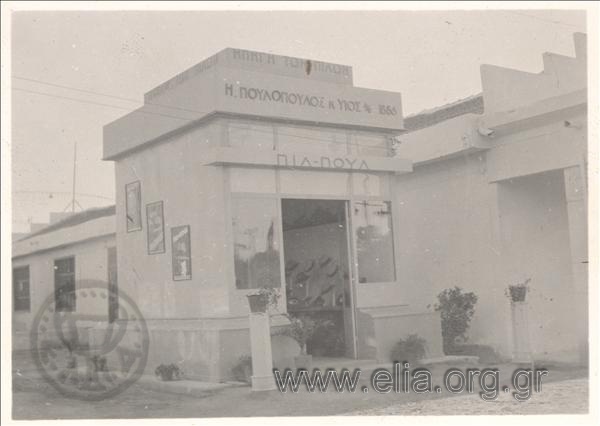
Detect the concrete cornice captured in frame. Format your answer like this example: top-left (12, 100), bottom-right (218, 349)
top-left (12, 215), bottom-right (115, 259)
top-left (478, 89), bottom-right (587, 136)
top-left (395, 113), bottom-right (491, 166)
top-left (204, 146), bottom-right (413, 174)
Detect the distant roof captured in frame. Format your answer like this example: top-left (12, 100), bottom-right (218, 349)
top-left (404, 94), bottom-right (484, 132)
top-left (19, 205), bottom-right (116, 241)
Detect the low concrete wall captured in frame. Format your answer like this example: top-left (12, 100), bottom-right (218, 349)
top-left (89, 316), bottom-right (293, 383)
top-left (356, 307), bottom-right (443, 363)
top-left (17, 319), bottom-right (98, 351)
top-left (81, 308), bottom-right (442, 382)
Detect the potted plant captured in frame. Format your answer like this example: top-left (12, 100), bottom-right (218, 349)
top-left (505, 278), bottom-right (531, 303)
top-left (434, 286), bottom-right (478, 354)
top-left (275, 314), bottom-right (330, 370)
top-left (247, 286), bottom-right (281, 314)
top-left (390, 334), bottom-right (427, 365)
top-left (310, 320), bottom-right (345, 357)
top-left (154, 363), bottom-right (184, 381)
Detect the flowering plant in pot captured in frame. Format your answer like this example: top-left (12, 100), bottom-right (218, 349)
top-left (275, 314), bottom-right (332, 370)
top-left (247, 286), bottom-right (280, 314)
top-left (434, 286), bottom-right (478, 354)
top-left (505, 278), bottom-right (531, 303)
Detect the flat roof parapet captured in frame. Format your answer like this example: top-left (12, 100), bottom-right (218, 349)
top-left (104, 48), bottom-right (404, 160)
top-left (144, 48), bottom-right (354, 103)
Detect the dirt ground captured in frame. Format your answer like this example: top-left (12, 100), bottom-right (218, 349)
top-left (11, 350), bottom-right (589, 419)
top-left (350, 378), bottom-right (589, 415)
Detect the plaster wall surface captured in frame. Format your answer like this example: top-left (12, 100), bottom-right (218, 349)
top-left (12, 234), bottom-right (116, 346)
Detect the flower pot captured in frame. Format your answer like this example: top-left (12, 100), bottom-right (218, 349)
top-left (247, 294), bottom-right (268, 313)
top-left (294, 354), bottom-right (313, 371)
top-left (509, 287), bottom-right (527, 302)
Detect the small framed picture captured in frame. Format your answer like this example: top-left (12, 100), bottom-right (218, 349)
top-left (146, 201), bottom-right (165, 254)
top-left (171, 225), bottom-right (192, 281)
top-left (125, 181), bottom-right (142, 232)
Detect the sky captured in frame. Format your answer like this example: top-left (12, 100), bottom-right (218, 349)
top-left (10, 7), bottom-right (587, 233)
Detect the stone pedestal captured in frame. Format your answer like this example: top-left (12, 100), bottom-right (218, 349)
top-left (511, 301), bottom-right (532, 363)
top-left (248, 312), bottom-right (276, 391)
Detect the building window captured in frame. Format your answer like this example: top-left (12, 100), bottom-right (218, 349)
top-left (54, 257), bottom-right (76, 312)
top-left (13, 266), bottom-right (30, 312)
top-left (125, 181), bottom-right (142, 232)
top-left (353, 201), bottom-right (396, 283)
top-left (232, 197), bottom-right (281, 289)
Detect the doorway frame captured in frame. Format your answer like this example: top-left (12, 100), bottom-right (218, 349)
top-left (280, 197), bottom-right (360, 359)
top-left (226, 166), bottom-right (400, 360)
top-left (343, 200), bottom-right (360, 359)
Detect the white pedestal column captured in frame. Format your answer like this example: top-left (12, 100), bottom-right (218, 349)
top-left (249, 312), bottom-right (276, 391)
top-left (511, 301), bottom-right (532, 363)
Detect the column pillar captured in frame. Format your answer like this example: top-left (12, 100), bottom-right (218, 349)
top-left (488, 182), bottom-right (515, 358)
top-left (510, 302), bottom-right (532, 363)
top-left (249, 312), bottom-right (276, 391)
top-left (563, 165), bottom-right (588, 364)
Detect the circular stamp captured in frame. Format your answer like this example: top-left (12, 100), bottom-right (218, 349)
top-left (30, 280), bottom-right (150, 401)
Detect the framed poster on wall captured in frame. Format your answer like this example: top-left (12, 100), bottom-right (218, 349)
top-left (146, 201), bottom-right (165, 254)
top-left (171, 225), bottom-right (192, 281)
top-left (125, 181), bottom-right (142, 232)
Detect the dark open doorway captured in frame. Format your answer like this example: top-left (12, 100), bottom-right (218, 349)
top-left (281, 199), bottom-right (356, 358)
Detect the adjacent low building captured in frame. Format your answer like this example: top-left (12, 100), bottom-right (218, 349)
top-left (12, 206), bottom-right (117, 350)
top-left (397, 32), bottom-right (587, 363)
